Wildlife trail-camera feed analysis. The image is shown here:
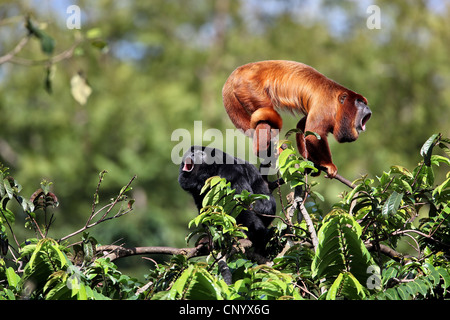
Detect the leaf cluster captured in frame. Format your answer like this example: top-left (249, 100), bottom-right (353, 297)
top-left (0, 172), bottom-right (140, 300)
top-left (145, 133), bottom-right (450, 300)
top-left (1, 134), bottom-right (449, 300)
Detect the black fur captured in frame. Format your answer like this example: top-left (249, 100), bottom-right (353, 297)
top-left (178, 146), bottom-right (276, 252)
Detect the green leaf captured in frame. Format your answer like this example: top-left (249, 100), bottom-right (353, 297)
top-left (0, 180), bottom-right (5, 198)
top-left (311, 190), bottom-right (325, 202)
top-left (438, 141), bottom-right (450, 158)
top-left (437, 268), bottom-right (450, 289)
top-left (277, 148), bottom-right (296, 171)
top-left (304, 131), bottom-right (321, 139)
top-left (384, 288), bottom-right (400, 300)
top-left (326, 272), bottom-right (366, 300)
top-left (399, 179), bottom-right (412, 193)
top-left (6, 267), bottom-right (20, 288)
top-left (185, 268), bottom-right (224, 300)
top-left (420, 133), bottom-right (439, 166)
top-left (3, 179), bottom-right (13, 199)
top-left (83, 241), bottom-right (94, 262)
top-left (432, 177), bottom-right (450, 197)
top-left (382, 191), bottom-right (403, 216)
top-left (86, 27), bottom-right (102, 39)
top-left (283, 128), bottom-right (302, 139)
top-left (170, 265), bottom-right (194, 298)
top-left (25, 17), bottom-right (55, 55)
top-left (312, 211), bottom-right (374, 286)
top-left (0, 202), bottom-right (15, 225)
top-left (390, 165), bottom-right (414, 179)
top-left (430, 155), bottom-right (450, 166)
top-left (423, 263), bottom-right (441, 286)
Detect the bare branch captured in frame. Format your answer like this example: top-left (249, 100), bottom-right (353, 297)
top-left (95, 238), bottom-right (270, 265)
top-left (294, 186), bottom-right (318, 251)
top-left (365, 242), bottom-right (404, 262)
top-left (97, 244), bottom-right (208, 261)
top-left (58, 175), bottom-right (136, 243)
top-left (334, 173), bottom-right (356, 189)
top-left (0, 36), bottom-right (30, 65)
top-left (7, 38), bottom-right (83, 66)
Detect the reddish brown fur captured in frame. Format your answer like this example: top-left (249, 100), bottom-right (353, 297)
top-left (222, 60), bottom-right (370, 178)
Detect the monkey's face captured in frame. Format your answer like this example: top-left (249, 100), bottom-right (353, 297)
top-left (179, 146), bottom-right (211, 193)
top-left (334, 92), bottom-right (371, 143)
top-left (180, 146), bottom-right (224, 178)
top-left (178, 146), bottom-right (237, 197)
top-left (354, 98), bottom-right (372, 134)
top-left (180, 148), bottom-right (205, 174)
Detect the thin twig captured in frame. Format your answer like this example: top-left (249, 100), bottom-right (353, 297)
top-left (58, 175), bottom-right (136, 243)
top-left (7, 38), bottom-right (84, 66)
top-left (86, 170), bottom-right (108, 228)
top-left (334, 173), bottom-right (356, 189)
top-left (293, 185), bottom-right (318, 251)
top-left (0, 36), bottom-right (30, 65)
top-left (98, 175), bottom-right (136, 222)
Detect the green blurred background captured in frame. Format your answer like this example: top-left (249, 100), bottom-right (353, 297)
top-left (0, 0), bottom-right (449, 275)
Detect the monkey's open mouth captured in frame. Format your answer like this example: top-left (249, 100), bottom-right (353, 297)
top-left (182, 157), bottom-right (194, 172)
top-left (357, 110), bottom-right (372, 133)
top-left (360, 112), bottom-right (371, 131)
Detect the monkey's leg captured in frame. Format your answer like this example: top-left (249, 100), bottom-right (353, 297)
top-left (304, 132), bottom-right (338, 178)
top-left (295, 117), bottom-right (308, 159)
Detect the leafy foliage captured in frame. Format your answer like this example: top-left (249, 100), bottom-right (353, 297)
top-left (311, 211), bottom-right (375, 298)
top-left (144, 133), bottom-right (450, 300)
top-left (1, 1), bottom-right (449, 256)
top-left (0, 1), bottom-right (449, 301)
top-left (0, 169), bottom-right (141, 300)
top-left (1, 130), bottom-right (449, 301)
top-left (187, 176), bottom-right (248, 253)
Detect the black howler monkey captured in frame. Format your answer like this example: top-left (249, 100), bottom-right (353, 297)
top-left (178, 146), bottom-right (276, 252)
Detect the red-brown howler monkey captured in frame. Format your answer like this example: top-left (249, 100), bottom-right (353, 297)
top-left (222, 60), bottom-right (372, 179)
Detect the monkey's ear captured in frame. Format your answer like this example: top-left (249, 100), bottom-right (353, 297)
top-left (338, 93), bottom-right (348, 105)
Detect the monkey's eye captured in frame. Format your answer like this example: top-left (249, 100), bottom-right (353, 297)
top-left (338, 93), bottom-right (348, 104)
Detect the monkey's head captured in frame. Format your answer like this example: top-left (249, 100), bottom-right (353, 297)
top-left (179, 146), bottom-right (219, 178)
top-left (334, 91), bottom-right (371, 143)
top-left (178, 146), bottom-right (230, 194)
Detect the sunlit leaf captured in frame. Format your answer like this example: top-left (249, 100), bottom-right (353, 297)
top-left (382, 191), bottom-right (403, 216)
top-left (420, 133), bottom-right (439, 166)
top-left (70, 72), bottom-right (92, 105)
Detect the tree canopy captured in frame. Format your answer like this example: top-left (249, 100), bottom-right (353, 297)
top-left (0, 0), bottom-right (449, 301)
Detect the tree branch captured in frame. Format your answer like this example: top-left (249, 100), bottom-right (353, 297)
top-left (334, 173), bottom-right (356, 189)
top-left (365, 243), bottom-right (404, 262)
top-left (0, 36), bottom-right (30, 65)
top-left (95, 238), bottom-right (270, 264)
top-left (58, 175), bottom-right (136, 243)
top-left (96, 244), bottom-right (209, 261)
top-left (287, 186), bottom-right (318, 252)
top-left (7, 38), bottom-right (83, 66)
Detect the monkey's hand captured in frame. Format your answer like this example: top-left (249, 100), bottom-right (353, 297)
top-left (322, 163), bottom-right (338, 179)
top-left (253, 122), bottom-right (273, 156)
